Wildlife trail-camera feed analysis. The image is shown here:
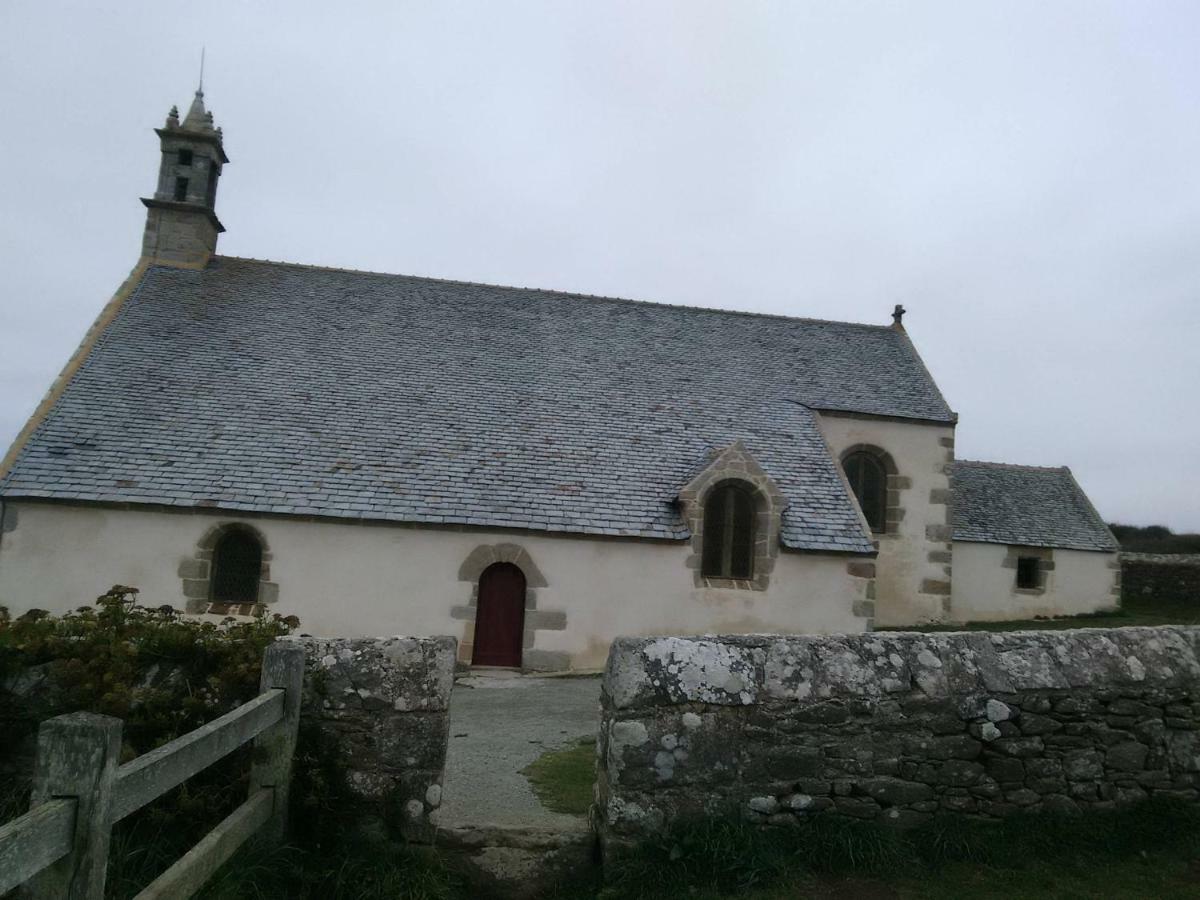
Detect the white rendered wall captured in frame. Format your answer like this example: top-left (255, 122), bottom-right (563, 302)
top-left (814, 412), bottom-right (955, 626)
top-left (950, 542), bottom-right (1120, 621)
top-left (0, 502), bottom-right (871, 671)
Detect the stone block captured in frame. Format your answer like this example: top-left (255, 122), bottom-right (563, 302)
top-left (1018, 713), bottom-right (1062, 735)
top-left (937, 759), bottom-right (985, 787)
top-left (1105, 742), bottom-right (1149, 772)
top-left (523, 650), bottom-right (571, 672)
top-left (176, 558), bottom-right (208, 579)
top-left (986, 757), bottom-right (1025, 783)
top-left (526, 609), bottom-right (567, 630)
top-left (864, 777), bottom-right (936, 806)
top-left (181, 578), bottom-right (209, 600)
top-left (832, 796), bottom-right (880, 819)
top-left (846, 562), bottom-right (876, 579)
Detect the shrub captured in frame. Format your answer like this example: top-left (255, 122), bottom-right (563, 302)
top-left (0, 587), bottom-right (295, 898)
top-left (0, 586), bottom-right (293, 747)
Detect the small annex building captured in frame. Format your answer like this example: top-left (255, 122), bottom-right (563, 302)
top-left (0, 89), bottom-right (1121, 670)
top-left (952, 462), bottom-right (1121, 620)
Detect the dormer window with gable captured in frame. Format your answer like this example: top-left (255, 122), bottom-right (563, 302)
top-left (702, 481), bottom-right (757, 579)
top-left (678, 441), bottom-right (786, 591)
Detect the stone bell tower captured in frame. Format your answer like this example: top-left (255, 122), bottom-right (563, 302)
top-left (140, 85), bottom-right (228, 267)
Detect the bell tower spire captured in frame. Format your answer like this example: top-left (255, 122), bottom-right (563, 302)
top-left (140, 75), bottom-right (228, 267)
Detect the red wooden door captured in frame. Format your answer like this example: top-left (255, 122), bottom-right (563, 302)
top-left (472, 563), bottom-right (527, 668)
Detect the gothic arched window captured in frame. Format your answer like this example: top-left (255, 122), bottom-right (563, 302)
top-left (843, 450), bottom-right (888, 533)
top-left (210, 528), bottom-right (263, 604)
top-left (702, 481), bottom-right (757, 579)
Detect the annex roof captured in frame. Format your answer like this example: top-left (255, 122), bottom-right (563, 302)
top-left (952, 461), bottom-right (1118, 553)
top-left (1, 257), bottom-right (955, 552)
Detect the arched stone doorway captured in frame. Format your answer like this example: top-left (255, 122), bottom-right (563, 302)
top-left (471, 562), bottom-right (527, 668)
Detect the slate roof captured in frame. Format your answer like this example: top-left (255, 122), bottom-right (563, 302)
top-left (0, 257), bottom-right (956, 553)
top-left (952, 461), bottom-right (1118, 552)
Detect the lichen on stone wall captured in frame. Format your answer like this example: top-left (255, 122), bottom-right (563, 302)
top-left (293, 634), bottom-right (456, 842)
top-left (598, 627), bottom-right (1200, 846)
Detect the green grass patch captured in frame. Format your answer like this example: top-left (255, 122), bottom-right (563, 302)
top-left (883, 591), bottom-right (1200, 634)
top-left (522, 736), bottom-right (596, 816)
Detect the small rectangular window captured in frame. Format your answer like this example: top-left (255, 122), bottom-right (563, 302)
top-left (178, 149), bottom-right (193, 166)
top-left (1016, 556), bottom-right (1041, 590)
top-left (173, 177), bottom-right (188, 201)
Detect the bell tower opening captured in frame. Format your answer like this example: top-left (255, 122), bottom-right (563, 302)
top-left (140, 84), bottom-right (228, 267)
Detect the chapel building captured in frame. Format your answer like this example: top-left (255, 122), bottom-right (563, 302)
top-left (0, 90), bottom-right (1121, 670)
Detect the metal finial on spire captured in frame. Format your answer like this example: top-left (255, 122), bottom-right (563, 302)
top-left (198, 47), bottom-right (205, 94)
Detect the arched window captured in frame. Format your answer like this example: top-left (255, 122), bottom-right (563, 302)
top-left (702, 481), bottom-right (757, 579)
top-left (210, 528), bottom-right (263, 604)
top-left (843, 450), bottom-right (888, 533)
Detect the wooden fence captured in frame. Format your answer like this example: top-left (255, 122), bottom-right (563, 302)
top-left (0, 642), bottom-right (304, 899)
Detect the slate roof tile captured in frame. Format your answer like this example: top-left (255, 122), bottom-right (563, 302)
top-left (952, 461), bottom-right (1117, 552)
top-left (2, 257), bottom-right (957, 553)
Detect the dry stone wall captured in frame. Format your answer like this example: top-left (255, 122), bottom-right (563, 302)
top-left (597, 628), bottom-right (1200, 848)
top-left (1122, 554), bottom-right (1200, 607)
top-left (294, 635), bottom-right (456, 842)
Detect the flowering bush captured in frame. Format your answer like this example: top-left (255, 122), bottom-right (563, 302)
top-left (0, 587), bottom-right (299, 893)
top-left (0, 586), bottom-right (295, 759)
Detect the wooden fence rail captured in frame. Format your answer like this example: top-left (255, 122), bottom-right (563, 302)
top-left (0, 642), bottom-right (304, 900)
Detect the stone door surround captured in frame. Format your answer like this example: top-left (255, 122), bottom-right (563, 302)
top-left (452, 543), bottom-right (568, 671)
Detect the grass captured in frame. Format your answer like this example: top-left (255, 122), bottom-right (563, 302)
top-left (6, 786), bottom-right (1196, 898)
top-left (187, 838), bottom-right (465, 900)
top-left (884, 591), bottom-right (1200, 633)
top-left (599, 797), bottom-right (1200, 900)
top-left (522, 736), bottom-right (596, 816)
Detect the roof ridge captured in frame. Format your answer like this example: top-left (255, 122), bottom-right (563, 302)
top-left (209, 255), bottom-right (901, 332)
top-left (955, 459), bottom-right (1069, 473)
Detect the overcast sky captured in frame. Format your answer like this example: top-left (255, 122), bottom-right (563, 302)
top-left (1, 2), bottom-right (1197, 530)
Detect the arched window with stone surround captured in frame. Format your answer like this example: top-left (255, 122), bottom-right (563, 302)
top-left (702, 480), bottom-right (757, 579)
top-left (210, 527), bottom-right (263, 604)
top-left (842, 449), bottom-right (889, 534)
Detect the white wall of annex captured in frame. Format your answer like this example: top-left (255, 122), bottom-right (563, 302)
top-left (951, 541), bottom-right (1119, 621)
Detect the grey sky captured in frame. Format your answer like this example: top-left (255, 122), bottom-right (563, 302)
top-left (2, 1), bottom-right (1197, 530)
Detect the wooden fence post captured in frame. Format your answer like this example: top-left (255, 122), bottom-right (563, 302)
top-left (22, 712), bottom-right (122, 900)
top-left (248, 641), bottom-right (305, 844)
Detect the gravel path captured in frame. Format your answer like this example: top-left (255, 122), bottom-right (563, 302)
top-left (438, 674), bottom-right (601, 831)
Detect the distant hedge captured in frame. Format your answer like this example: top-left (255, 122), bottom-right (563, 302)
top-left (1109, 523), bottom-right (1200, 554)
